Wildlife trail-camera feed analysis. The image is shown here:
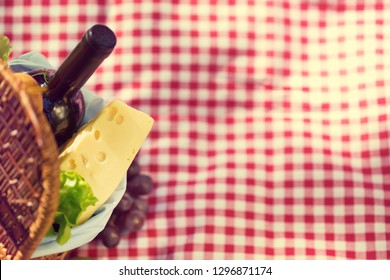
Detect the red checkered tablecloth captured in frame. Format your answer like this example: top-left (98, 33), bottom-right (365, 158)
top-left (1, 0), bottom-right (389, 259)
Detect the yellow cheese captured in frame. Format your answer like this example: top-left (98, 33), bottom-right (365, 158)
top-left (58, 100), bottom-right (154, 225)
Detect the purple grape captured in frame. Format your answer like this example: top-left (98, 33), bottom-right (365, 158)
top-left (127, 161), bottom-right (140, 180)
top-left (99, 226), bottom-right (121, 248)
top-left (28, 68), bottom-right (56, 87)
top-left (28, 68), bottom-right (85, 123)
top-left (127, 175), bottom-right (153, 196)
top-left (132, 198), bottom-right (148, 214)
top-left (115, 192), bottom-right (134, 213)
top-left (27, 68), bottom-right (86, 146)
top-left (115, 210), bottom-right (145, 235)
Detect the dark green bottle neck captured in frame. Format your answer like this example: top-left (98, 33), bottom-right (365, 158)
top-left (45, 24), bottom-right (116, 101)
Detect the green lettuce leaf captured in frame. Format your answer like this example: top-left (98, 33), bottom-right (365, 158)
top-left (53, 170), bottom-right (98, 245)
top-left (0, 35), bottom-right (12, 62)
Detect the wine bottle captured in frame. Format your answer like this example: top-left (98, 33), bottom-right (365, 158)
top-left (29, 24), bottom-right (117, 147)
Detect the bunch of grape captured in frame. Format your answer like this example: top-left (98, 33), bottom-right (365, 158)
top-left (97, 160), bottom-right (154, 248)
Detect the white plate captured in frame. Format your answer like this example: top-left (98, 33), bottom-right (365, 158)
top-left (32, 176), bottom-right (126, 258)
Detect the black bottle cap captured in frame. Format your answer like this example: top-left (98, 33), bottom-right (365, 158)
top-left (84, 24), bottom-right (117, 57)
top-left (46, 24), bottom-right (117, 100)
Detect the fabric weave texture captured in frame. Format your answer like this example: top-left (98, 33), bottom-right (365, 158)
top-left (1, 0), bottom-right (389, 259)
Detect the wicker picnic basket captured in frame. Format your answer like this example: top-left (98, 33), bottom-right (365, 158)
top-left (0, 60), bottom-right (63, 260)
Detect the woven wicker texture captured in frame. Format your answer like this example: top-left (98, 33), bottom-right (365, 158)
top-left (33, 251), bottom-right (69, 260)
top-left (0, 60), bottom-right (60, 260)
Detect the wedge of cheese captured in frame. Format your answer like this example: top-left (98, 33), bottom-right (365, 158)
top-left (58, 100), bottom-right (154, 225)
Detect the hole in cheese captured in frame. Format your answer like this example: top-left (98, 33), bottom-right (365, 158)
top-left (80, 155), bottom-right (88, 166)
top-left (94, 130), bottom-right (101, 140)
top-left (115, 114), bottom-right (124, 124)
top-left (96, 152), bottom-right (107, 162)
top-left (68, 159), bottom-right (76, 170)
top-left (106, 107), bottom-right (117, 121)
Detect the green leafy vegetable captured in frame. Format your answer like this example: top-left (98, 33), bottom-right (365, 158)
top-left (0, 35), bottom-right (12, 62)
top-left (53, 170), bottom-right (98, 245)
